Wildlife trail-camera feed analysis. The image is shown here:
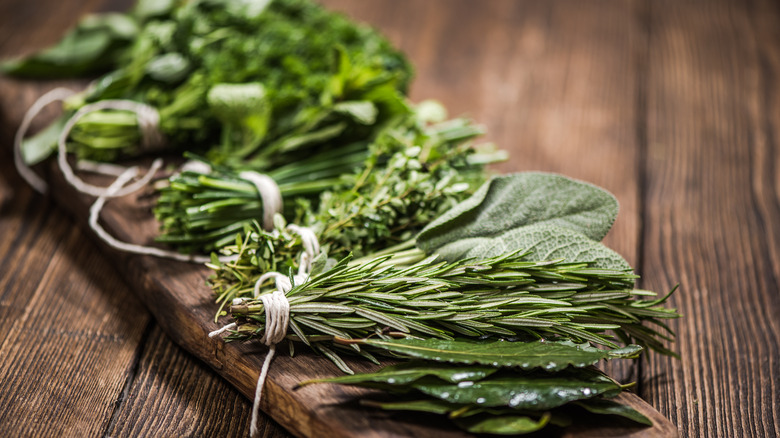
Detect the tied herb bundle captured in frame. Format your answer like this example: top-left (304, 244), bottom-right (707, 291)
top-left (209, 172), bottom-right (681, 434)
top-left (154, 104), bottom-right (505, 253)
top-left (9, 0), bottom-right (412, 167)
top-left (222, 251), bottom-right (677, 370)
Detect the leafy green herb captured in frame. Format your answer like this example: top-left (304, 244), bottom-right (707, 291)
top-left (190, 109), bottom-right (500, 257)
top-left (301, 353), bottom-right (650, 435)
top-left (11, 0), bottom-right (413, 165)
top-left (1, 13), bottom-right (139, 78)
top-left (416, 172), bottom-right (625, 268)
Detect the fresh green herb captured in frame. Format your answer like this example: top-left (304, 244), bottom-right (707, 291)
top-left (159, 107), bottom-right (503, 253)
top-left (221, 250), bottom-right (678, 371)
top-left (11, 0), bottom-right (413, 165)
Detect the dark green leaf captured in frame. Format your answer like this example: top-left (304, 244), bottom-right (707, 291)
top-left (453, 412), bottom-right (550, 435)
top-left (20, 114), bottom-right (68, 165)
top-left (301, 361), bottom-right (498, 387)
top-left (414, 368), bottom-right (621, 410)
top-left (575, 399), bottom-right (653, 426)
top-left (359, 338), bottom-right (643, 371)
top-left (361, 398), bottom-right (459, 415)
top-left (1, 13), bottom-right (137, 77)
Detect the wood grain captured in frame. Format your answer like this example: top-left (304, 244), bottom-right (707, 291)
top-left (0, 1), bottom-right (288, 437)
top-left (9, 0), bottom-right (779, 436)
top-left (0, 163), bottom-right (150, 436)
top-left (640, 0), bottom-right (780, 436)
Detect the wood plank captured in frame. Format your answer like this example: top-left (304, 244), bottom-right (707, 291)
top-left (0, 3), bottom-right (148, 435)
top-left (1, 0), bottom-right (676, 436)
top-left (0, 166), bottom-right (151, 436)
top-left (107, 325), bottom-right (286, 437)
top-left (641, 0), bottom-right (780, 436)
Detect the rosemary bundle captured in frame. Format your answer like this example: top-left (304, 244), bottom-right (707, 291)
top-left (218, 250), bottom-right (678, 372)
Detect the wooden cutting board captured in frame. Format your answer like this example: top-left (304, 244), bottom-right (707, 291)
top-left (0, 77), bottom-right (677, 438)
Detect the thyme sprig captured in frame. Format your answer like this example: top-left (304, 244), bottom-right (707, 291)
top-left (216, 250), bottom-right (679, 371)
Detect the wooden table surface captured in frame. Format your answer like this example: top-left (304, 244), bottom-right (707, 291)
top-left (1, 0), bottom-right (778, 437)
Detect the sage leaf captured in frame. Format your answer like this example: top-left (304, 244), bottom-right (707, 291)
top-left (359, 338), bottom-right (643, 371)
top-left (457, 224), bottom-right (632, 271)
top-left (417, 172), bottom-right (619, 260)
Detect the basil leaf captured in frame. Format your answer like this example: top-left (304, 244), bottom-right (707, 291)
top-left (417, 172), bottom-right (619, 259)
top-left (21, 114), bottom-right (68, 165)
top-left (1, 13), bottom-right (137, 78)
top-left (361, 338), bottom-right (643, 371)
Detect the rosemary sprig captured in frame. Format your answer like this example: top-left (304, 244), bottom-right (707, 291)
top-left (216, 250), bottom-right (679, 370)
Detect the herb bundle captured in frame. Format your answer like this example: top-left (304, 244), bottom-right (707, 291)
top-left (221, 250), bottom-right (678, 372)
top-left (9, 0), bottom-right (412, 166)
top-left (300, 339), bottom-right (654, 435)
top-left (155, 106), bottom-right (504, 254)
top-left (208, 172), bottom-right (681, 434)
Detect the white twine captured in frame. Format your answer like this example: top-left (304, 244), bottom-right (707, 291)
top-left (58, 100), bottom-right (165, 198)
top-left (249, 276), bottom-right (292, 438)
top-left (286, 224), bottom-right (319, 273)
top-left (17, 91), bottom-right (234, 265)
top-left (89, 165), bottom-right (238, 264)
top-left (14, 87), bottom-right (75, 193)
top-left (238, 171), bottom-right (283, 231)
top-left (76, 160), bottom-right (128, 177)
top-left (208, 322), bottom-right (236, 338)
top-left (210, 224), bottom-right (320, 438)
top-left (179, 160), bottom-right (213, 175)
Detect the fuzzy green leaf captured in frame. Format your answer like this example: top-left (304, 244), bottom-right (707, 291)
top-left (417, 173), bottom-right (619, 261)
top-left (457, 224), bottom-right (632, 271)
top-left (358, 338), bottom-right (643, 371)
